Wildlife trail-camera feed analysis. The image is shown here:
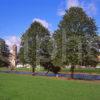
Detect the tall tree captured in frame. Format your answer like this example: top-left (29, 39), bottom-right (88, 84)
top-left (19, 21), bottom-right (51, 74)
top-left (54, 7), bottom-right (99, 78)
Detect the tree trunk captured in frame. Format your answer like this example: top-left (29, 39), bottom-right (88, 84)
top-left (10, 65), bottom-right (15, 71)
top-left (32, 66), bottom-right (35, 75)
top-left (70, 65), bottom-right (75, 79)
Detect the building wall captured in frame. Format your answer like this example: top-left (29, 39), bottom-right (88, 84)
top-left (98, 56), bottom-right (100, 62)
top-left (9, 45), bottom-right (17, 68)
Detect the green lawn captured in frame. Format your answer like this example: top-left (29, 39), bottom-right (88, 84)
top-left (0, 67), bottom-right (32, 72)
top-left (0, 67), bottom-right (100, 74)
top-left (0, 67), bottom-right (45, 72)
top-left (62, 68), bottom-right (100, 74)
top-left (0, 73), bottom-right (100, 100)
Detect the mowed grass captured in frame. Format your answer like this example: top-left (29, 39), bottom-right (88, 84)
top-left (0, 73), bottom-right (100, 100)
top-left (0, 67), bottom-right (100, 74)
top-left (62, 68), bottom-right (100, 74)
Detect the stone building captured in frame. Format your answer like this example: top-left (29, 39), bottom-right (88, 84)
top-left (98, 55), bottom-right (100, 62)
top-left (9, 44), bottom-right (17, 69)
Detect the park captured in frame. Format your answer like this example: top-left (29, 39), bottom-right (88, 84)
top-left (0, 0), bottom-right (100, 100)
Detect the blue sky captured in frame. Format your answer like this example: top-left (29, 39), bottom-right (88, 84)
top-left (0, 0), bottom-right (100, 48)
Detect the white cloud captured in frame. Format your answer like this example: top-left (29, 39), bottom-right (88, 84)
top-left (57, 0), bottom-right (79, 16)
top-left (57, 0), bottom-right (97, 16)
top-left (57, 1), bottom-right (66, 16)
top-left (67, 0), bottom-right (79, 9)
top-left (33, 18), bottom-right (50, 29)
top-left (5, 36), bottom-right (21, 52)
top-left (57, 9), bottom-right (65, 16)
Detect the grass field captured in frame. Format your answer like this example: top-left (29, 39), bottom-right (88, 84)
top-left (0, 73), bottom-right (100, 100)
top-left (0, 67), bottom-right (100, 74)
top-left (62, 68), bottom-right (100, 74)
top-left (0, 67), bottom-right (44, 72)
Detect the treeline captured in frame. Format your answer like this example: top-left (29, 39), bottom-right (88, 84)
top-left (18, 7), bottom-right (100, 76)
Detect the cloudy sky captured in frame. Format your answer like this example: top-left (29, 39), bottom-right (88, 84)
top-left (0, 0), bottom-right (100, 48)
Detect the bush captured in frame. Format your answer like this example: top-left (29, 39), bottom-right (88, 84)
top-left (40, 62), bottom-right (61, 74)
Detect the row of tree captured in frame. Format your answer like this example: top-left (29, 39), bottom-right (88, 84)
top-left (18, 7), bottom-right (100, 77)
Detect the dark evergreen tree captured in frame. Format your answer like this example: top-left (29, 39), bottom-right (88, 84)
top-left (19, 21), bottom-right (51, 74)
top-left (54, 7), bottom-right (99, 78)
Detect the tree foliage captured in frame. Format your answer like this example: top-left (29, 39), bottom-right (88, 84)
top-left (54, 7), bottom-right (99, 67)
top-left (19, 21), bottom-right (51, 73)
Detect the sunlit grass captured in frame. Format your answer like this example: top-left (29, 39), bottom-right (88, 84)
top-left (0, 73), bottom-right (100, 100)
top-left (0, 67), bottom-right (100, 74)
